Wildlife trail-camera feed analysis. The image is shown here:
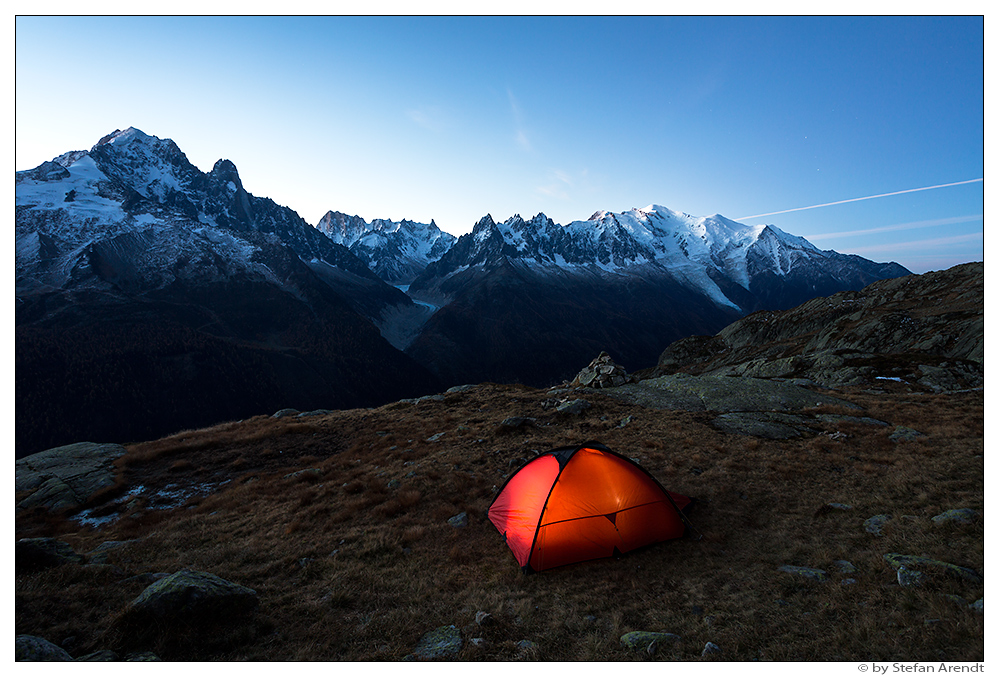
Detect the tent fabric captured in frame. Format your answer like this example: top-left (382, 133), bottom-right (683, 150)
top-left (488, 442), bottom-right (695, 572)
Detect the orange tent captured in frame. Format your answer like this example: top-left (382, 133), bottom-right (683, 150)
top-left (488, 442), bottom-right (696, 572)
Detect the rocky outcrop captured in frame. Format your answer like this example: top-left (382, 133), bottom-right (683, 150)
top-left (568, 352), bottom-right (635, 389)
top-left (654, 263), bottom-right (983, 391)
top-left (126, 569), bottom-right (259, 621)
top-left (594, 372), bottom-right (867, 438)
top-left (16, 442), bottom-right (126, 512)
top-left (603, 373), bottom-right (858, 413)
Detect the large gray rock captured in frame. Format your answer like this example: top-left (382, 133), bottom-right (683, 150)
top-left (128, 569), bottom-right (259, 621)
top-left (15, 634), bottom-right (73, 661)
top-left (602, 373), bottom-right (857, 413)
top-left (16, 442), bottom-right (127, 512)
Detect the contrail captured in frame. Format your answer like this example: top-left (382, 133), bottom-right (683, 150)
top-left (737, 178), bottom-right (984, 221)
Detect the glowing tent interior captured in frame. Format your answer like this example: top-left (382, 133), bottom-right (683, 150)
top-left (487, 442), bottom-right (696, 572)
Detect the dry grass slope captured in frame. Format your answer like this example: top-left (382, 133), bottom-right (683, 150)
top-left (15, 381), bottom-right (983, 661)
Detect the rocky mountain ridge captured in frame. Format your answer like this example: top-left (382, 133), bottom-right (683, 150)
top-left (651, 261), bottom-right (984, 392)
top-left (316, 211), bottom-right (455, 284)
top-left (411, 206), bottom-right (910, 314)
top-left (15, 128), bottom-right (440, 457)
top-left (403, 208), bottom-right (911, 388)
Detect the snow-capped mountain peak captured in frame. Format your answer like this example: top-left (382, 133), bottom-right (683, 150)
top-left (316, 210), bottom-right (457, 284)
top-left (413, 204), bottom-right (909, 313)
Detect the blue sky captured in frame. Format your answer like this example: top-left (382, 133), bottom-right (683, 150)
top-left (15, 15), bottom-right (984, 274)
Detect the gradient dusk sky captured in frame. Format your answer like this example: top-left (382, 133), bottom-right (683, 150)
top-left (15, 14), bottom-right (984, 274)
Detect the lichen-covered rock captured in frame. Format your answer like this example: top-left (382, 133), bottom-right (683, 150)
top-left (897, 566), bottom-right (926, 587)
top-left (128, 569), bottom-right (258, 621)
top-left (447, 512), bottom-right (468, 528)
top-left (15, 634), bottom-right (73, 661)
top-left (883, 553), bottom-right (983, 583)
top-left (16, 537), bottom-right (84, 572)
top-left (778, 565), bottom-right (830, 582)
top-left (411, 625), bottom-right (462, 660)
top-left (832, 560), bottom-right (857, 574)
top-left (620, 631), bottom-right (680, 651)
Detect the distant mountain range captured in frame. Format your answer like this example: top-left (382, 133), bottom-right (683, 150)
top-left (316, 211), bottom-right (455, 284)
top-left (15, 127), bottom-right (911, 456)
top-left (403, 209), bottom-right (909, 386)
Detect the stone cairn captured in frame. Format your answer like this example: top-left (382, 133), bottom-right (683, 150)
top-left (568, 352), bottom-right (634, 389)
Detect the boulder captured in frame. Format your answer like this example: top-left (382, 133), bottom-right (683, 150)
top-left (16, 537), bottom-right (84, 572)
top-left (15, 634), bottom-right (73, 661)
top-left (128, 569), bottom-right (259, 621)
top-left (16, 442), bottom-right (127, 512)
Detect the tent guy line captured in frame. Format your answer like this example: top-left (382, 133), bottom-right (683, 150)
top-left (737, 178), bottom-right (984, 221)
